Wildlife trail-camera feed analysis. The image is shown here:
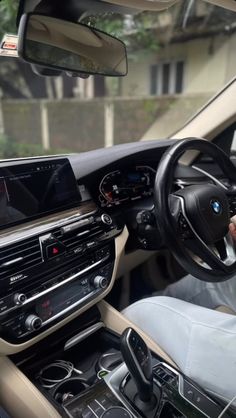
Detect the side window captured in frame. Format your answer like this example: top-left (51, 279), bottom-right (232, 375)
top-left (213, 122), bottom-right (236, 156)
top-left (196, 123), bottom-right (236, 163)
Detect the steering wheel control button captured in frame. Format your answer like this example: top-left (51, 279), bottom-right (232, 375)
top-left (25, 314), bottom-right (42, 332)
top-left (14, 293), bottom-right (27, 305)
top-left (178, 214), bottom-right (192, 239)
top-left (228, 196), bottom-right (236, 216)
top-left (136, 210), bottom-right (154, 225)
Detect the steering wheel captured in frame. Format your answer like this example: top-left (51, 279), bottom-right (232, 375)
top-left (154, 138), bottom-right (236, 282)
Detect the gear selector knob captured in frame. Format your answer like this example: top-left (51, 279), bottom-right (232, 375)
top-left (121, 327), bottom-right (153, 403)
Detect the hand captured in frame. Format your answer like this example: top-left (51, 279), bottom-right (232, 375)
top-left (229, 222), bottom-right (236, 241)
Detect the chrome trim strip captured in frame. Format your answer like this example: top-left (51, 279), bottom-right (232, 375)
top-left (39, 290), bottom-right (98, 326)
top-left (0, 209), bottom-right (97, 248)
top-left (1, 257), bottom-right (24, 268)
top-left (64, 322), bottom-right (105, 350)
top-left (19, 288), bottom-right (100, 338)
top-left (192, 165), bottom-right (228, 190)
top-left (0, 256), bottom-right (108, 316)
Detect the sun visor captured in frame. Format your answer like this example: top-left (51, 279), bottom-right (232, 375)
top-left (203, 0), bottom-right (236, 11)
top-left (100, 0), bottom-right (179, 11)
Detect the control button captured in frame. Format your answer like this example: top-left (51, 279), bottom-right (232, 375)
top-left (96, 396), bottom-right (113, 410)
top-left (14, 293), bottom-right (27, 305)
top-left (46, 242), bottom-right (65, 259)
top-left (0, 297), bottom-right (11, 313)
top-left (96, 246), bottom-right (110, 261)
top-left (101, 407), bottom-right (132, 418)
top-left (73, 246), bottom-right (84, 255)
top-left (178, 214), bottom-right (192, 239)
top-left (136, 210), bottom-right (154, 225)
top-left (82, 408), bottom-right (95, 418)
top-left (183, 381), bottom-right (195, 401)
top-left (86, 241), bottom-right (97, 249)
top-left (101, 214), bottom-right (113, 226)
top-left (93, 276), bottom-right (108, 289)
top-left (88, 401), bottom-right (104, 416)
top-left (192, 388), bottom-right (221, 417)
top-left (25, 314), bottom-right (42, 332)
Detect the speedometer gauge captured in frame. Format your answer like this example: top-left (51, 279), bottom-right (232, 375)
top-left (99, 170), bottom-right (130, 205)
top-left (99, 166), bottom-right (155, 206)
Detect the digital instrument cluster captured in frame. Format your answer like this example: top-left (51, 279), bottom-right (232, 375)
top-left (98, 166), bottom-right (156, 207)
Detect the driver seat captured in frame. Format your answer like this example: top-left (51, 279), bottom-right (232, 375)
top-left (123, 296), bottom-right (236, 406)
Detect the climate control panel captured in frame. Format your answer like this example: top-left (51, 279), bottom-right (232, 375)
top-left (0, 208), bottom-right (122, 344)
top-left (2, 261), bottom-right (114, 341)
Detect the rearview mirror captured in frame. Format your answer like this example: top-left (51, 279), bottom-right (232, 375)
top-left (18, 14), bottom-right (128, 77)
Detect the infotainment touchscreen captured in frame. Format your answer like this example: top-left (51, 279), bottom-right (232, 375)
top-left (0, 158), bottom-right (81, 230)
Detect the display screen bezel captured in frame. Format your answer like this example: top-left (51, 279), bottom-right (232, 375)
top-left (0, 158), bottom-right (81, 231)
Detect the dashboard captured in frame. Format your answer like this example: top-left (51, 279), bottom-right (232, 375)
top-left (0, 139), bottom-right (229, 350)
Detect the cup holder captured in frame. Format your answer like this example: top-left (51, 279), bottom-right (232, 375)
top-left (50, 377), bottom-right (88, 404)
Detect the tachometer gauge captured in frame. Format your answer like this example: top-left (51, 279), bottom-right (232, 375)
top-left (99, 170), bottom-right (130, 205)
top-left (99, 166), bottom-right (156, 206)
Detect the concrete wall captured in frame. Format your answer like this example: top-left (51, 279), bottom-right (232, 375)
top-left (1, 96), bottom-right (206, 153)
top-left (121, 33), bottom-right (236, 97)
top-left (2, 101), bottom-right (42, 145)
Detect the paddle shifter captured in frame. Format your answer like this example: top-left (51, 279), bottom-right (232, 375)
top-left (121, 327), bottom-right (157, 409)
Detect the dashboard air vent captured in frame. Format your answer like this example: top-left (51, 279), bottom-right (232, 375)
top-left (0, 236), bottom-right (42, 279)
top-left (53, 222), bottom-right (105, 251)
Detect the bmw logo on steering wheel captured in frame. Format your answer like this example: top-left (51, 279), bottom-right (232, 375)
top-left (210, 200), bottom-right (222, 215)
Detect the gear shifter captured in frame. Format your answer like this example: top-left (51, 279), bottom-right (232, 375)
top-left (120, 327), bottom-right (154, 403)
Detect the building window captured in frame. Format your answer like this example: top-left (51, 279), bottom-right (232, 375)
top-left (150, 61), bottom-right (184, 95)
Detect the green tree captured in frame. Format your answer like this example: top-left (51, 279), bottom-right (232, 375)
top-left (0, 0), bottom-right (76, 99)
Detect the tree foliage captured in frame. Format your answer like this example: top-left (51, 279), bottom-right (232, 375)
top-left (0, 0), bottom-right (77, 99)
top-left (0, 0), bottom-right (18, 39)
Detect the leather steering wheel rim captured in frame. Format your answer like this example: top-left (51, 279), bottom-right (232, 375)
top-left (154, 138), bottom-right (236, 282)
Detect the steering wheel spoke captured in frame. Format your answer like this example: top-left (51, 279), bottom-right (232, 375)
top-left (171, 194), bottom-right (235, 271)
top-left (185, 232), bottom-right (236, 272)
top-left (169, 194), bottom-right (193, 240)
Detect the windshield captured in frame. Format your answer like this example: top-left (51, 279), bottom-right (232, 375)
top-left (0, 0), bottom-right (235, 158)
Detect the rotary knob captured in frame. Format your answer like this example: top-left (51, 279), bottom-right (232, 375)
top-left (101, 214), bottom-right (113, 225)
top-left (14, 293), bottom-right (27, 305)
top-left (101, 407), bottom-right (132, 418)
top-left (93, 275), bottom-right (108, 289)
top-left (25, 315), bottom-right (42, 332)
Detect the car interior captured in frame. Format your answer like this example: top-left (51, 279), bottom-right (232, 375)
top-left (0, 1), bottom-right (236, 418)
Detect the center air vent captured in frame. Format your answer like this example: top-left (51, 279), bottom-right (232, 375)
top-left (53, 221), bottom-right (105, 251)
top-left (0, 237), bottom-right (42, 280)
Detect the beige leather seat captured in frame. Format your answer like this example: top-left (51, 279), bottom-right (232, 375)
top-left (215, 305), bottom-right (236, 315)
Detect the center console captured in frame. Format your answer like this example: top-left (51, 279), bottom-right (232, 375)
top-left (0, 157), bottom-right (123, 344)
top-left (13, 321), bottom-right (235, 418)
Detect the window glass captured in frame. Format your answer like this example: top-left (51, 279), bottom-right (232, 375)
top-left (0, 1), bottom-right (235, 157)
